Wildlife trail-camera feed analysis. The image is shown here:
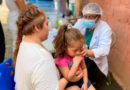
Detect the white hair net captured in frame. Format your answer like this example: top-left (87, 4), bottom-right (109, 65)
top-left (82, 3), bottom-right (103, 15)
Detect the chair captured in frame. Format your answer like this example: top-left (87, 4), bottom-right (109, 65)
top-left (0, 58), bottom-right (15, 90)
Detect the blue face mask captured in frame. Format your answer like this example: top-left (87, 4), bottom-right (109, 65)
top-left (82, 19), bottom-right (96, 29)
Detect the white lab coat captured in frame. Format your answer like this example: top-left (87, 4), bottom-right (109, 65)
top-left (74, 19), bottom-right (88, 35)
top-left (74, 20), bottom-right (112, 76)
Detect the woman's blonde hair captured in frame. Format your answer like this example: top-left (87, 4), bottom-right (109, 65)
top-left (13, 4), bottom-right (46, 66)
top-left (53, 24), bottom-right (84, 57)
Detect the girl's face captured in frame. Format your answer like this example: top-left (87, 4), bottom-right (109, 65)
top-left (66, 40), bottom-right (84, 57)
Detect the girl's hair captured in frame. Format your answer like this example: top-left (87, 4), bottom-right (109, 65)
top-left (13, 4), bottom-right (46, 66)
top-left (53, 24), bottom-right (84, 57)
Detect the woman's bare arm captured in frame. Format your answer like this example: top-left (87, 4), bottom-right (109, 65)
top-left (15, 0), bottom-right (26, 11)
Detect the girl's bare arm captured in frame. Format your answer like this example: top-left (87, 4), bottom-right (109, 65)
top-left (81, 61), bottom-right (88, 90)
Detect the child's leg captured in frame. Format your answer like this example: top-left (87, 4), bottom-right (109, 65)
top-left (66, 86), bottom-right (80, 90)
top-left (88, 85), bottom-right (96, 90)
top-left (59, 78), bottom-right (68, 90)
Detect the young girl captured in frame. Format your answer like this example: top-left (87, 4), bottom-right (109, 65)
top-left (53, 24), bottom-right (95, 90)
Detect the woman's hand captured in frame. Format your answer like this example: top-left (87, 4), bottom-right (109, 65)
top-left (81, 48), bottom-right (94, 57)
top-left (81, 48), bottom-right (89, 56)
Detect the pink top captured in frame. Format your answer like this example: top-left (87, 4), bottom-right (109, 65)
top-left (55, 55), bottom-right (84, 69)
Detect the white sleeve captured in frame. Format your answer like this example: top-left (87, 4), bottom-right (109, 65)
top-left (92, 27), bottom-right (112, 58)
top-left (31, 60), bottom-right (59, 90)
top-left (73, 19), bottom-right (86, 35)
